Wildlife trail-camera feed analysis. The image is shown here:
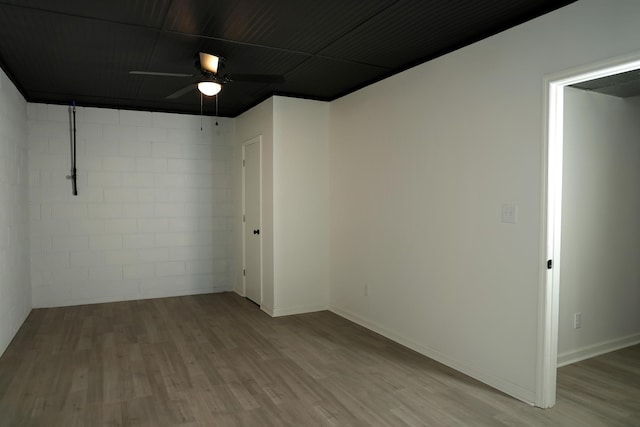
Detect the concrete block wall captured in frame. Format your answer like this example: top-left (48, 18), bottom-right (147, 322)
top-left (0, 70), bottom-right (31, 355)
top-left (28, 104), bottom-right (235, 307)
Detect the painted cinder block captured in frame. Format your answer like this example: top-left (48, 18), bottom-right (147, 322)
top-left (88, 171), bottom-right (122, 187)
top-left (137, 218), bottom-right (169, 233)
top-left (152, 142), bottom-right (183, 159)
top-left (154, 232), bottom-right (185, 247)
top-left (103, 124), bottom-right (137, 143)
top-left (50, 203), bottom-right (87, 220)
top-left (168, 158), bottom-right (212, 174)
top-left (169, 245), bottom-right (214, 261)
top-left (85, 139), bottom-right (119, 157)
top-left (119, 140), bottom-right (152, 157)
top-left (121, 172), bottom-right (154, 188)
top-left (168, 189), bottom-right (199, 203)
top-left (156, 231), bottom-right (211, 248)
top-left (29, 153), bottom-right (69, 171)
top-left (27, 105), bottom-right (235, 308)
top-left (70, 251), bottom-right (105, 267)
top-left (30, 219), bottom-right (71, 236)
top-left (85, 107), bottom-right (119, 125)
top-left (123, 263), bottom-right (155, 280)
top-left (154, 203), bottom-right (184, 218)
top-left (89, 235), bottom-right (123, 251)
top-left (122, 203), bottom-right (155, 218)
top-left (67, 219), bottom-right (105, 235)
top-left (104, 249), bottom-right (140, 266)
top-left (31, 252), bottom-right (70, 270)
top-left (52, 267), bottom-right (89, 284)
top-left (155, 261), bottom-right (185, 277)
top-left (136, 189), bottom-right (156, 203)
top-left (71, 279), bottom-right (139, 302)
top-left (102, 157), bottom-right (135, 172)
top-left (89, 265), bottom-right (123, 281)
top-left (186, 259), bottom-right (215, 275)
top-left (135, 158), bottom-right (167, 172)
top-left (75, 123), bottom-right (103, 142)
top-left (182, 144), bottom-right (212, 160)
top-left (51, 235), bottom-right (89, 252)
top-left (136, 126), bottom-right (167, 142)
top-left (138, 248), bottom-right (169, 263)
top-left (27, 136), bottom-right (48, 154)
top-left (183, 202), bottom-right (213, 218)
top-left (122, 234), bottom-right (155, 249)
top-left (104, 188), bottom-right (138, 203)
top-left (152, 112), bottom-right (202, 130)
top-left (169, 218), bottom-right (199, 232)
top-left (119, 110), bottom-right (153, 128)
top-left (103, 219), bottom-right (137, 234)
top-left (88, 203), bottom-right (123, 219)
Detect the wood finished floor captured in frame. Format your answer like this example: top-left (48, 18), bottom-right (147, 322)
top-left (0, 293), bottom-right (638, 426)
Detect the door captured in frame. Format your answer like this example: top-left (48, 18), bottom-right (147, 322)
top-left (243, 137), bottom-right (262, 304)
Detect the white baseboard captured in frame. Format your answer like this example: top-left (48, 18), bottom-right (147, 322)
top-left (260, 304), bottom-right (275, 317)
top-left (270, 304), bottom-right (328, 317)
top-left (229, 293), bottom-right (327, 318)
top-left (35, 287), bottom-right (229, 308)
top-left (557, 333), bottom-right (640, 367)
top-left (330, 305), bottom-right (536, 406)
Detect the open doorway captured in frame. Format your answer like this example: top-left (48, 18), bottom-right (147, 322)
top-left (557, 82), bottom-right (640, 367)
top-left (538, 52), bottom-right (640, 408)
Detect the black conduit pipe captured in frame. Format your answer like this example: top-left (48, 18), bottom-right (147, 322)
top-left (67, 101), bottom-right (78, 196)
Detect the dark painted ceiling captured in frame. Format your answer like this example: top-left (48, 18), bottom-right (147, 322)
top-left (0, 0), bottom-right (576, 117)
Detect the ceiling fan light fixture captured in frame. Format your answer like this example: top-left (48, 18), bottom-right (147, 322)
top-left (199, 52), bottom-right (219, 74)
top-left (198, 81), bottom-right (222, 96)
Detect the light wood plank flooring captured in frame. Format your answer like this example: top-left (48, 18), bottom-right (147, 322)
top-left (0, 293), bottom-right (638, 426)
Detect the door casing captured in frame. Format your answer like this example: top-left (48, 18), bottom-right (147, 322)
top-left (537, 51), bottom-right (640, 408)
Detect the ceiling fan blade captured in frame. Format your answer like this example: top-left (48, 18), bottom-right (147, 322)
top-left (166, 84), bottom-right (197, 99)
top-left (199, 52), bottom-right (220, 74)
top-left (130, 71), bottom-right (194, 78)
top-left (226, 74), bottom-right (285, 84)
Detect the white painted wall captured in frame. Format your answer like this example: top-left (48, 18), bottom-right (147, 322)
top-left (272, 97), bottom-right (329, 315)
top-left (0, 69), bottom-right (31, 356)
top-left (234, 97), bottom-right (330, 316)
top-left (28, 104), bottom-right (235, 307)
top-left (558, 88), bottom-right (640, 365)
top-left (234, 98), bottom-right (275, 311)
top-left (328, 0), bottom-right (640, 404)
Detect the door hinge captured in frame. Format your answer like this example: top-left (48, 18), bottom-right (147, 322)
top-left (243, 214), bottom-right (246, 222)
top-left (547, 259), bottom-right (553, 269)
top-left (243, 269), bottom-right (246, 277)
top-left (243, 159), bottom-right (245, 167)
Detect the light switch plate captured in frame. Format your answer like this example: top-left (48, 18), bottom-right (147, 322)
top-left (501, 203), bottom-right (518, 224)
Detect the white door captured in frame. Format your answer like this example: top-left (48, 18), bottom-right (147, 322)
top-left (243, 138), bottom-right (262, 304)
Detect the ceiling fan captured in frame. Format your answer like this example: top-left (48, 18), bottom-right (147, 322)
top-left (130, 52), bottom-right (284, 99)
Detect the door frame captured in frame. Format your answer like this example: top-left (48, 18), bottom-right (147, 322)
top-left (537, 51), bottom-right (640, 408)
top-left (242, 136), bottom-right (263, 303)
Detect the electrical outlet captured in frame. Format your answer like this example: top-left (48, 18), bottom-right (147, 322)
top-left (574, 312), bottom-right (582, 329)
